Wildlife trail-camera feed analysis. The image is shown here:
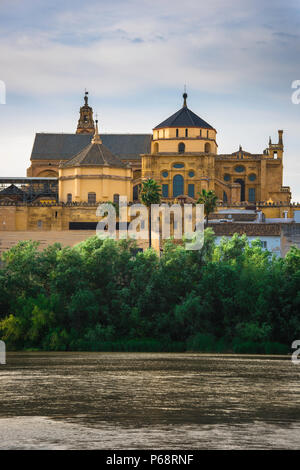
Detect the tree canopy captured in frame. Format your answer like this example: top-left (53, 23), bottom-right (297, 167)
top-left (0, 231), bottom-right (299, 354)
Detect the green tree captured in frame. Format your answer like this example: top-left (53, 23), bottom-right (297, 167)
top-left (197, 189), bottom-right (218, 226)
top-left (140, 178), bottom-right (161, 248)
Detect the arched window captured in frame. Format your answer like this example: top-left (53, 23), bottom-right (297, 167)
top-left (67, 193), bottom-right (72, 203)
top-left (173, 174), bottom-right (184, 197)
top-left (185, 128), bottom-right (188, 137)
top-left (223, 191), bottom-right (228, 203)
top-left (113, 194), bottom-right (120, 205)
top-left (178, 142), bottom-right (185, 154)
top-left (88, 192), bottom-right (96, 204)
top-left (153, 142), bottom-right (159, 154)
top-left (205, 142), bottom-right (211, 153)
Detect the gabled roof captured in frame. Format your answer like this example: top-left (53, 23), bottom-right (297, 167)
top-left (30, 133), bottom-right (152, 161)
top-left (154, 103), bottom-right (214, 130)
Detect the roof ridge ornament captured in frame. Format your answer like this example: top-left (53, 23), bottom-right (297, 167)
top-left (183, 86), bottom-right (188, 108)
top-left (92, 116), bottom-right (102, 144)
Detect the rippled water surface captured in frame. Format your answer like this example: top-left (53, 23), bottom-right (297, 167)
top-left (0, 352), bottom-right (299, 449)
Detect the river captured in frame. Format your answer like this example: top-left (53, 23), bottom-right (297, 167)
top-left (0, 352), bottom-right (299, 449)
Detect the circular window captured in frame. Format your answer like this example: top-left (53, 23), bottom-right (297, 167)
top-left (249, 173), bottom-right (257, 181)
top-left (235, 165), bottom-right (245, 173)
top-left (173, 163), bottom-right (184, 169)
top-left (224, 173), bottom-right (230, 181)
top-left (162, 171), bottom-right (168, 178)
top-left (188, 170), bottom-right (195, 178)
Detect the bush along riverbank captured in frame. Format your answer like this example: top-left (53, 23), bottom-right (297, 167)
top-left (0, 229), bottom-right (299, 353)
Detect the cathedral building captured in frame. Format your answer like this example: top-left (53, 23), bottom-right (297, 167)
top-left (0, 90), bottom-right (297, 254)
top-left (26, 91), bottom-right (291, 206)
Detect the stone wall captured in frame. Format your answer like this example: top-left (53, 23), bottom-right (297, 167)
top-left (0, 230), bottom-right (156, 255)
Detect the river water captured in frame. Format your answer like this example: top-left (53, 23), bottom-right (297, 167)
top-left (0, 352), bottom-right (299, 449)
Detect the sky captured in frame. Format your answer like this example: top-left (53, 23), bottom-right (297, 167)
top-left (0, 0), bottom-right (300, 200)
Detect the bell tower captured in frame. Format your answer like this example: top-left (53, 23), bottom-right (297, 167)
top-left (76, 91), bottom-right (95, 134)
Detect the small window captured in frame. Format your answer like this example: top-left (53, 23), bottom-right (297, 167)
top-left (67, 193), bottom-right (72, 203)
top-left (200, 129), bottom-right (202, 137)
top-left (205, 142), bottom-right (211, 153)
top-left (176, 129), bottom-right (179, 137)
top-left (88, 192), bottom-right (96, 204)
top-left (173, 163), bottom-right (184, 168)
top-left (207, 130), bottom-right (209, 138)
top-left (133, 185), bottom-right (139, 201)
top-left (153, 142), bottom-right (159, 154)
top-left (185, 128), bottom-right (188, 137)
top-left (224, 174), bottom-right (230, 182)
top-left (223, 191), bottom-right (228, 202)
top-left (188, 170), bottom-right (195, 178)
top-left (248, 188), bottom-right (256, 202)
top-left (249, 173), bottom-right (257, 181)
top-left (113, 194), bottom-right (120, 205)
top-left (188, 184), bottom-right (195, 198)
top-left (178, 143), bottom-right (185, 154)
top-left (162, 184), bottom-right (169, 198)
top-left (235, 165), bottom-right (245, 173)
top-left (162, 171), bottom-right (168, 178)
top-left (37, 220), bottom-right (43, 228)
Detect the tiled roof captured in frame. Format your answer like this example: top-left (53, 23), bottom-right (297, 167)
top-left (31, 133), bottom-right (152, 161)
top-left (154, 106), bottom-right (214, 130)
top-left (61, 141), bottom-right (127, 168)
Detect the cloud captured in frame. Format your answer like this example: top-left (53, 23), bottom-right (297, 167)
top-left (0, 0), bottom-right (298, 102)
top-left (0, 0), bottom-right (300, 200)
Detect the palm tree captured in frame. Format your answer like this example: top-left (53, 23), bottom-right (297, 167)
top-left (197, 189), bottom-right (218, 226)
top-left (140, 178), bottom-right (161, 248)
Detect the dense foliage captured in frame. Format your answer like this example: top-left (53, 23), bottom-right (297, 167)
top-left (0, 230), bottom-right (299, 353)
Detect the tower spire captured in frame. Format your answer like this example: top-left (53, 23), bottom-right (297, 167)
top-left (76, 91), bottom-right (95, 134)
top-left (183, 86), bottom-right (188, 108)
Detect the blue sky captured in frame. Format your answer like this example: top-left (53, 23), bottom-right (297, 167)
top-left (0, 0), bottom-right (300, 200)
